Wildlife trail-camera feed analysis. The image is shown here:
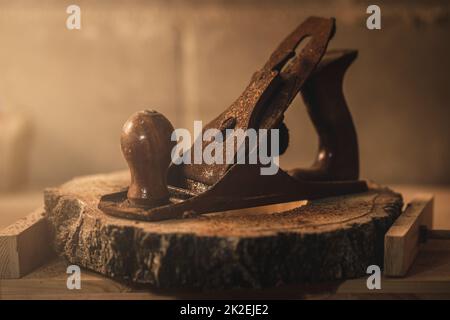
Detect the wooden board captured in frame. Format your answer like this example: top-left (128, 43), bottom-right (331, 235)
top-left (44, 171), bottom-right (402, 290)
top-left (1, 239), bottom-right (449, 300)
top-left (0, 208), bottom-right (53, 279)
top-left (384, 194), bottom-right (434, 277)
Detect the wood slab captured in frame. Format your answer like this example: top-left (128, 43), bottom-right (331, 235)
top-left (0, 208), bottom-right (53, 279)
top-left (44, 171), bottom-right (403, 289)
top-left (384, 194), bottom-right (434, 277)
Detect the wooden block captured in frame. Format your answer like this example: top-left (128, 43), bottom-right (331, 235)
top-left (0, 208), bottom-right (53, 279)
top-left (384, 194), bottom-right (434, 277)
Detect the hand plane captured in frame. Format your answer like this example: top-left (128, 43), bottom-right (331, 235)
top-left (98, 17), bottom-right (368, 222)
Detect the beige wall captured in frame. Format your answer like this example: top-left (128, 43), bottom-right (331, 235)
top-left (0, 0), bottom-right (449, 188)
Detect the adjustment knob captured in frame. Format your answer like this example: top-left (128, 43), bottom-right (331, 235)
top-left (121, 110), bottom-right (175, 207)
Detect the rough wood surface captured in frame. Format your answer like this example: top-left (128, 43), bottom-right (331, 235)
top-left (0, 208), bottom-right (52, 279)
top-left (44, 171), bottom-right (403, 289)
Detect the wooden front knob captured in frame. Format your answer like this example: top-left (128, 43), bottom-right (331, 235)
top-left (121, 110), bottom-right (175, 207)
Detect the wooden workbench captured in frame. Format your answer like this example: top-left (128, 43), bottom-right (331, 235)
top-left (0, 185), bottom-right (449, 299)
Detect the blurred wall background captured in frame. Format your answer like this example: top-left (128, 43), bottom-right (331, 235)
top-left (0, 0), bottom-right (449, 189)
